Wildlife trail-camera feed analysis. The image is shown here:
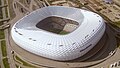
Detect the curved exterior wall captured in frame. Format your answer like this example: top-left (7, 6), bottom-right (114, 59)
top-left (11, 6), bottom-right (106, 61)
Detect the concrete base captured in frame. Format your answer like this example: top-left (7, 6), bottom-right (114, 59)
top-left (9, 24), bottom-right (117, 68)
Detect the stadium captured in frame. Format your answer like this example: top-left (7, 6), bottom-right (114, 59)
top-left (11, 6), bottom-right (106, 61)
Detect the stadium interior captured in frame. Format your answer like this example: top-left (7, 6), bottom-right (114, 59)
top-left (36, 16), bottom-right (79, 35)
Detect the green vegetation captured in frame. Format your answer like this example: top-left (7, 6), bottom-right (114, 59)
top-left (47, 0), bottom-right (55, 4)
top-left (72, 0), bottom-right (84, 8)
top-left (8, 0), bottom-right (15, 19)
top-left (115, 21), bottom-right (120, 27)
top-left (0, 22), bottom-right (3, 26)
top-left (119, 43), bottom-right (120, 49)
top-left (5, 7), bottom-right (8, 18)
top-left (116, 36), bottom-right (120, 49)
top-left (82, 2), bottom-right (120, 29)
top-left (47, 29), bottom-right (69, 35)
top-left (0, 0), bottom-right (8, 19)
top-left (59, 31), bottom-right (69, 35)
top-left (4, 0), bottom-right (6, 4)
top-left (3, 58), bottom-right (10, 68)
top-left (15, 64), bottom-right (19, 68)
top-left (15, 55), bottom-right (37, 67)
top-left (0, 29), bottom-right (5, 39)
top-left (1, 40), bottom-right (7, 57)
top-left (0, 9), bottom-right (3, 19)
top-left (84, 4), bottom-right (120, 29)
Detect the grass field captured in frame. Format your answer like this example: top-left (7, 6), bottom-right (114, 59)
top-left (2, 57), bottom-right (10, 68)
top-left (115, 21), bottom-right (120, 28)
top-left (0, 9), bottom-right (3, 19)
top-left (116, 36), bottom-right (120, 49)
top-left (59, 31), bottom-right (69, 35)
top-left (5, 7), bottom-right (8, 18)
top-left (15, 64), bottom-right (19, 68)
top-left (1, 40), bottom-right (7, 57)
top-left (0, 29), bottom-right (5, 39)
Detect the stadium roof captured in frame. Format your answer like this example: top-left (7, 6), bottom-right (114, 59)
top-left (11, 6), bottom-right (105, 61)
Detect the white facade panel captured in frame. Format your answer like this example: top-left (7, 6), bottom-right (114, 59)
top-left (11, 6), bottom-right (106, 61)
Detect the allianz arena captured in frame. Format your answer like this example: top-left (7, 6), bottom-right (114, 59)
top-left (11, 6), bottom-right (106, 61)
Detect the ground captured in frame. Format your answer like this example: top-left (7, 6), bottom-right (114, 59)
top-left (0, 0), bottom-right (120, 68)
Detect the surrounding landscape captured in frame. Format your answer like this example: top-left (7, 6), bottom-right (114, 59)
top-left (0, 0), bottom-right (120, 68)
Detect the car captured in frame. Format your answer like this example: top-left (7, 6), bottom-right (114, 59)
top-left (114, 62), bottom-right (118, 67)
top-left (110, 64), bottom-right (114, 68)
top-left (11, 51), bottom-right (14, 54)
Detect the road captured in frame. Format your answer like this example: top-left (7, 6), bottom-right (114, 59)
top-left (8, 1), bottom-right (118, 68)
top-left (3, 0), bottom-right (44, 68)
top-left (5, 0), bottom-right (120, 68)
top-left (4, 29), bottom-right (16, 68)
top-left (0, 0), bottom-right (16, 68)
top-left (0, 40), bottom-right (4, 68)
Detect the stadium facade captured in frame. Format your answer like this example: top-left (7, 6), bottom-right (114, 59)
top-left (11, 6), bottom-right (106, 61)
